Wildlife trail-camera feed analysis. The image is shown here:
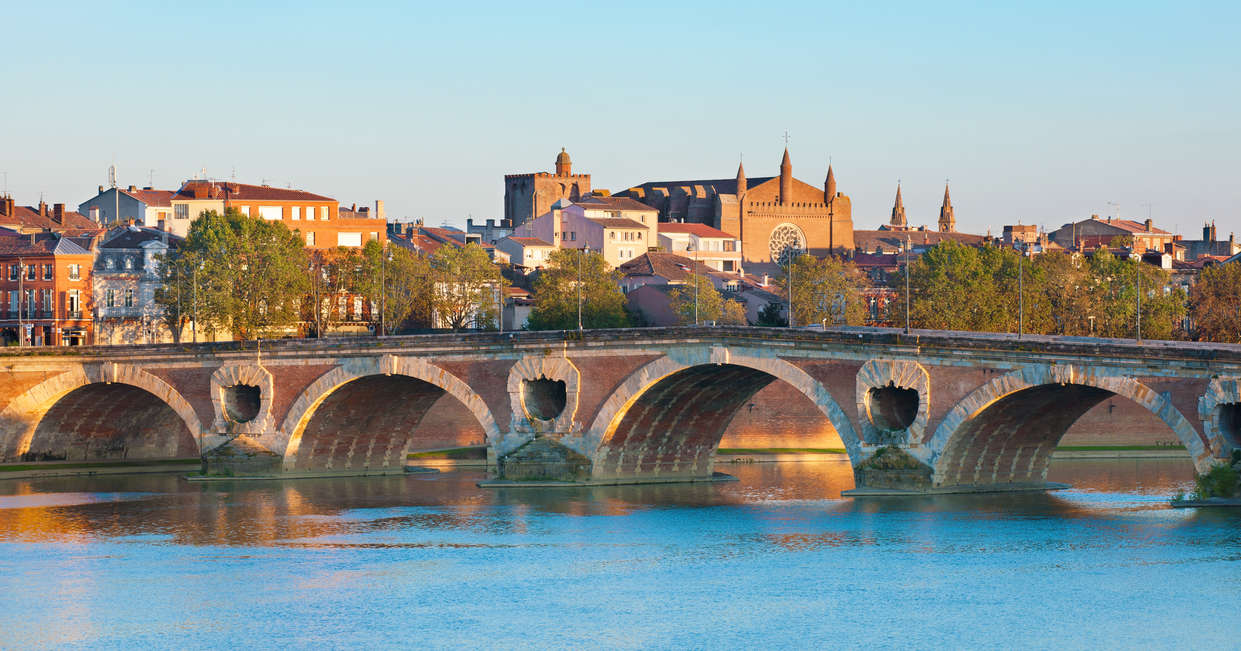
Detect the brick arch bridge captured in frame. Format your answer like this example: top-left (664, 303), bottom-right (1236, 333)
top-left (0, 327), bottom-right (1237, 492)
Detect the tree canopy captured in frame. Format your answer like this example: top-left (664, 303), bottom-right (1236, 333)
top-left (155, 209), bottom-right (309, 340)
top-left (787, 254), bottom-right (870, 327)
top-left (1189, 262), bottom-right (1241, 343)
top-left (527, 249), bottom-right (630, 330)
top-left (668, 274), bottom-right (747, 325)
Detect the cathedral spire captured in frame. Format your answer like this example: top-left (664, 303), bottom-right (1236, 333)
top-left (736, 159), bottom-right (747, 195)
top-left (779, 147), bottom-right (792, 205)
top-left (890, 182), bottom-right (906, 228)
top-left (824, 163), bottom-right (836, 203)
top-left (938, 181), bottom-right (955, 232)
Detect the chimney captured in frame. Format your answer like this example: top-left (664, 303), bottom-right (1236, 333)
top-left (128, 185), bottom-right (137, 192)
top-left (375, 200), bottom-right (385, 220)
top-left (98, 185), bottom-right (105, 194)
top-left (1, 196), bottom-right (12, 217)
top-left (1144, 218), bottom-right (1152, 232)
top-left (53, 204), bottom-right (64, 224)
top-left (761, 273), bottom-right (769, 287)
top-left (38, 201), bottom-right (47, 217)
top-left (1204, 223), bottom-right (1213, 242)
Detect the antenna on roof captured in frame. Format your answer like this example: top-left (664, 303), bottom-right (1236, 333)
top-left (108, 164), bottom-right (117, 189)
top-left (148, 169), bottom-right (155, 187)
top-left (231, 167), bottom-right (236, 181)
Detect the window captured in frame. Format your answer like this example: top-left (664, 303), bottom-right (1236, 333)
top-left (724, 240), bottom-right (736, 252)
top-left (637, 232), bottom-right (643, 240)
top-left (319, 206), bottom-right (328, 220)
top-left (338, 232), bottom-right (362, 247)
top-left (8, 264), bottom-right (16, 281)
top-left (370, 232), bottom-right (379, 241)
top-left (67, 290), bottom-right (79, 315)
top-left (105, 257), bottom-right (115, 269)
top-left (571, 232), bottom-right (577, 241)
top-left (41, 289), bottom-right (52, 314)
top-left (292, 206), bottom-right (301, 221)
top-left (41, 264), bottom-right (51, 280)
top-left (106, 289), bottom-right (115, 308)
top-left (259, 205), bottom-right (282, 221)
top-left (306, 232), bottom-right (316, 246)
top-left (124, 289), bottom-right (134, 307)
top-left (26, 265), bottom-right (35, 281)
top-left (352, 296), bottom-right (363, 319)
top-left (237, 205), bottom-right (250, 216)
top-left (174, 204), bottom-right (188, 220)
top-left (68, 264), bottom-right (80, 280)
top-left (124, 258), bottom-right (133, 270)
top-left (610, 232), bottom-right (616, 240)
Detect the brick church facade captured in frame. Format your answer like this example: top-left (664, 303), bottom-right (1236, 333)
top-left (618, 148), bottom-right (854, 267)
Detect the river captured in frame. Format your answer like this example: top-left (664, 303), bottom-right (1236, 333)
top-left (0, 458), bottom-right (1238, 649)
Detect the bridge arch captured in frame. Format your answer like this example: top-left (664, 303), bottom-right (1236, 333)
top-left (279, 355), bottom-right (500, 472)
top-left (928, 364), bottom-right (1209, 487)
top-left (583, 347), bottom-right (858, 480)
top-left (0, 363), bottom-right (205, 462)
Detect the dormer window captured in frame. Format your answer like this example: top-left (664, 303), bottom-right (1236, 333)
top-left (105, 257), bottom-right (115, 270)
top-left (124, 257), bottom-right (134, 270)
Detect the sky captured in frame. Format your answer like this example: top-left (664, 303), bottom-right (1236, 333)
top-left (3, 1), bottom-right (1239, 237)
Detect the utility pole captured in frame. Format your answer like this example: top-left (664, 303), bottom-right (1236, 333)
top-left (496, 261), bottom-right (503, 333)
top-left (787, 254), bottom-right (794, 328)
top-left (692, 244), bottom-right (699, 326)
top-left (380, 246), bottom-right (387, 336)
top-left (192, 263), bottom-right (198, 344)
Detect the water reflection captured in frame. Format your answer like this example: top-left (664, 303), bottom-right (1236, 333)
top-left (1, 459), bottom-right (1240, 649)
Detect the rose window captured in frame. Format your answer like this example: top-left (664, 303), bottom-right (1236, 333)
top-left (768, 224), bottom-right (806, 265)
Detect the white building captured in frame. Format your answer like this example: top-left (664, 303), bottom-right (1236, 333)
top-left (495, 236), bottom-right (556, 272)
top-left (93, 226), bottom-right (183, 344)
top-left (657, 223), bottom-right (743, 273)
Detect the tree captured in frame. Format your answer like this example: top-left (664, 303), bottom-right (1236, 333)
top-left (304, 247), bottom-right (360, 337)
top-left (1189, 263), bottom-right (1241, 342)
top-left (155, 209), bottom-right (309, 340)
top-left (1085, 249), bottom-right (1185, 340)
top-left (755, 301), bottom-right (787, 327)
top-left (668, 274), bottom-right (725, 325)
top-left (153, 249), bottom-right (204, 343)
top-left (354, 240), bottom-right (433, 334)
top-left (787, 254), bottom-right (870, 327)
top-left (528, 249), bottom-right (630, 330)
top-left (720, 298), bottom-right (749, 325)
top-left (429, 243), bottom-right (504, 331)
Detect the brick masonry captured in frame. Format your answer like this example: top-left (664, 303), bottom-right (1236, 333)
top-left (0, 328), bottom-right (1237, 490)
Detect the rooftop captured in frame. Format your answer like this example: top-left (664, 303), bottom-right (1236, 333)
top-left (172, 180), bottom-right (335, 203)
top-left (657, 222), bottom-right (736, 239)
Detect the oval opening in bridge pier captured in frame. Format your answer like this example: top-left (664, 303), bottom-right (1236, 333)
top-left (1220, 403), bottom-right (1241, 441)
top-left (223, 385), bottom-right (262, 423)
top-left (522, 378), bottom-right (567, 421)
top-left (866, 382), bottom-right (919, 431)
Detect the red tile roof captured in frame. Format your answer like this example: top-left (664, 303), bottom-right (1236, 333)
top-left (506, 236), bottom-right (555, 247)
top-left (657, 222), bottom-right (735, 238)
top-left (590, 217), bottom-right (648, 229)
top-left (0, 204), bottom-right (99, 233)
top-left (618, 251), bottom-right (715, 282)
top-left (121, 189), bottom-right (175, 207)
top-left (575, 195), bottom-right (659, 213)
top-left (172, 180), bottom-right (335, 203)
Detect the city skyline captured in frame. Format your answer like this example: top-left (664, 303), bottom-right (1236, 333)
top-left (3, 1), bottom-right (1238, 236)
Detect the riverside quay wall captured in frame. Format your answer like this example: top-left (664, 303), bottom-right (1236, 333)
top-left (0, 327), bottom-right (1238, 491)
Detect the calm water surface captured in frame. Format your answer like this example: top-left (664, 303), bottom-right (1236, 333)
top-left (1, 459), bottom-right (1238, 650)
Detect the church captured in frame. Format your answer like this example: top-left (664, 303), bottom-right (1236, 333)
top-left (618, 149), bottom-right (854, 267)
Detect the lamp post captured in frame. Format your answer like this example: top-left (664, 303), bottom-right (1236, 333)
top-left (496, 260), bottom-right (503, 333)
top-left (380, 245), bottom-right (387, 336)
top-left (576, 246), bottom-right (586, 331)
top-left (1135, 257), bottom-right (1142, 342)
top-left (904, 235), bottom-right (912, 334)
top-left (16, 258), bottom-right (24, 347)
top-left (192, 262), bottom-right (199, 344)
top-left (691, 244), bottom-right (699, 326)
top-left (786, 252), bottom-right (794, 328)
top-left (1018, 244), bottom-right (1024, 339)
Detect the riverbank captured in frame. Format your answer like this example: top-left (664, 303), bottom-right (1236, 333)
top-left (0, 458), bottom-right (200, 480)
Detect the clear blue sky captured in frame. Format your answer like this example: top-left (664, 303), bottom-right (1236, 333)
top-left (3, 1), bottom-right (1238, 237)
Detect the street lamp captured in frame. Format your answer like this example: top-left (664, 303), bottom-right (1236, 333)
top-left (690, 243), bottom-right (699, 326)
top-left (1135, 257), bottom-right (1142, 342)
top-left (1018, 243), bottom-right (1024, 339)
top-left (576, 246), bottom-right (589, 331)
top-left (904, 234), bottom-right (912, 334)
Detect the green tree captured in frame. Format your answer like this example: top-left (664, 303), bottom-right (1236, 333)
top-left (155, 209), bottom-right (309, 340)
top-left (1085, 250), bottom-right (1186, 340)
top-left (755, 301), bottom-right (787, 327)
top-left (354, 241), bottom-right (433, 334)
top-left (428, 243), bottom-right (505, 331)
top-left (891, 240), bottom-right (1017, 332)
top-left (304, 247), bottom-right (360, 337)
top-left (1190, 263), bottom-right (1241, 342)
top-left (787, 254), bottom-right (870, 327)
top-left (668, 274), bottom-right (725, 325)
top-left (528, 249), bottom-right (630, 330)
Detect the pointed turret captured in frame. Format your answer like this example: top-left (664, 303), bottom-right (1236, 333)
top-left (824, 164), bottom-right (836, 203)
top-left (938, 182), bottom-right (955, 232)
top-left (779, 147), bottom-right (792, 205)
top-left (736, 160), bottom-right (747, 195)
top-left (890, 183), bottom-right (907, 228)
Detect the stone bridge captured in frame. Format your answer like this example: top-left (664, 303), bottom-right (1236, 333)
top-left (1, 327), bottom-right (1238, 492)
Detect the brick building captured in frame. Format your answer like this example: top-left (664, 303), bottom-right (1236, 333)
top-left (169, 180), bottom-right (385, 248)
top-left (504, 148), bottom-right (591, 226)
top-left (619, 149), bottom-right (854, 268)
top-left (0, 196), bottom-right (99, 235)
top-left (1048, 215), bottom-right (1176, 253)
top-left (0, 229), bottom-right (96, 345)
